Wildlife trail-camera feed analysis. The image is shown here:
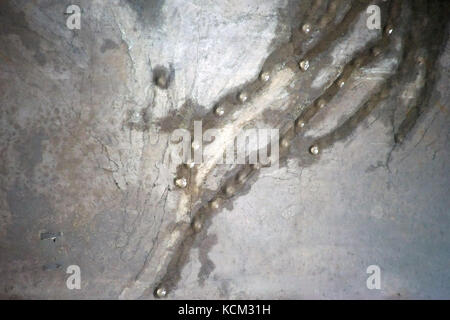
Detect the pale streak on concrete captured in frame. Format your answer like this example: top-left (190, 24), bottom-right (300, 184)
top-left (116, 0), bottom-right (289, 299)
top-left (196, 67), bottom-right (296, 187)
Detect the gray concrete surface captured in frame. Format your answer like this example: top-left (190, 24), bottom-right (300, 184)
top-left (0, 0), bottom-right (449, 299)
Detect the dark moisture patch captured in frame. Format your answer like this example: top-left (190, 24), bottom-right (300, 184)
top-left (42, 263), bottom-right (61, 271)
top-left (127, 0), bottom-right (165, 27)
top-left (158, 99), bottom-right (208, 133)
top-left (0, 2), bottom-right (47, 66)
top-left (100, 39), bottom-right (119, 53)
top-left (5, 182), bottom-right (55, 259)
top-left (394, 2), bottom-right (450, 144)
top-left (218, 278), bottom-right (231, 298)
top-left (262, 108), bottom-right (287, 125)
top-left (152, 226), bottom-right (196, 296)
top-left (15, 131), bottom-right (48, 177)
top-left (153, 65), bottom-right (174, 89)
top-left (196, 233), bottom-right (218, 286)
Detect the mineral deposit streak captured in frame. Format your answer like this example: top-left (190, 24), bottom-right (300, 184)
top-left (131, 0), bottom-right (447, 298)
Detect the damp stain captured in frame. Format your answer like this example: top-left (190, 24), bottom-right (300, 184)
top-left (6, 182), bottom-right (55, 259)
top-left (100, 39), bottom-right (119, 53)
top-left (152, 64), bottom-right (174, 90)
top-left (158, 99), bottom-right (208, 133)
top-left (196, 233), bottom-right (218, 286)
top-left (127, 0), bottom-right (165, 27)
top-left (15, 131), bottom-right (48, 177)
top-left (0, 1), bottom-right (47, 66)
top-left (142, 0), bottom-right (450, 299)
